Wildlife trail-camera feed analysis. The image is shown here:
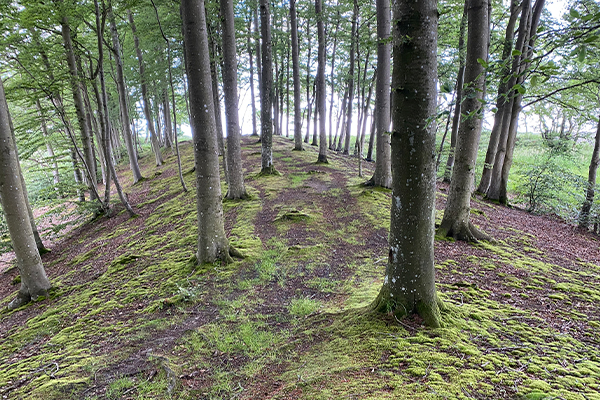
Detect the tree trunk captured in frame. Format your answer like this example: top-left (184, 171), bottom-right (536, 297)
top-left (162, 87), bottom-right (173, 150)
top-left (128, 10), bottom-right (164, 166)
top-left (443, 1), bottom-right (468, 184)
top-left (497, 0), bottom-right (546, 204)
top-left (290, 0), bottom-right (303, 151)
top-left (487, 0), bottom-right (532, 201)
top-left (220, 0), bottom-right (248, 199)
top-left (372, 0), bottom-right (441, 327)
top-left (60, 16), bottom-right (98, 195)
top-left (579, 116), bottom-right (600, 229)
top-left (315, 0), bottom-right (328, 163)
top-left (438, 0), bottom-right (491, 242)
top-left (328, 12), bottom-right (340, 150)
top-left (0, 78), bottom-right (51, 309)
top-left (260, 0), bottom-right (275, 174)
top-left (367, 0), bottom-right (392, 188)
top-left (247, 18), bottom-right (258, 137)
top-left (95, 0), bottom-right (136, 217)
top-left (181, 0), bottom-right (233, 264)
top-left (366, 107), bottom-right (376, 161)
top-left (343, 0), bottom-right (358, 156)
top-left (305, 17), bottom-right (312, 145)
top-left (476, 0), bottom-right (520, 194)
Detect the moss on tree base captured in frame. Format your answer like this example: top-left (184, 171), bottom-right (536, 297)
top-left (372, 287), bottom-right (442, 328)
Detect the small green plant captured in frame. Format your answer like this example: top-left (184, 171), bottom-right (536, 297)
top-left (106, 376), bottom-right (135, 399)
top-left (288, 297), bottom-right (321, 317)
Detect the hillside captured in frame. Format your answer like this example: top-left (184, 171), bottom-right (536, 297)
top-left (1, 136), bottom-right (600, 400)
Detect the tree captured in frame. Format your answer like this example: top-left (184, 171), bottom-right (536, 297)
top-left (0, 78), bottom-right (51, 310)
top-left (366, 0), bottom-right (391, 188)
top-left (260, 0), bottom-right (276, 174)
top-left (181, 0), bottom-right (234, 264)
top-left (108, 2), bottom-right (143, 184)
top-left (129, 10), bottom-right (164, 167)
top-left (290, 0), bottom-right (303, 151)
top-left (372, 0), bottom-right (442, 327)
top-left (579, 116), bottom-right (600, 229)
top-left (315, 0), bottom-right (328, 163)
top-left (220, 0), bottom-right (248, 199)
top-left (438, 0), bottom-right (490, 242)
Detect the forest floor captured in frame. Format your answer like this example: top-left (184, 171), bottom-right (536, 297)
top-left (1, 136), bottom-right (600, 400)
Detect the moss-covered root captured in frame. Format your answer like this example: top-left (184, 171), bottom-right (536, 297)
top-left (228, 246), bottom-right (244, 259)
top-left (371, 286), bottom-right (442, 328)
top-left (437, 220), bottom-right (492, 243)
top-left (258, 166), bottom-right (281, 176)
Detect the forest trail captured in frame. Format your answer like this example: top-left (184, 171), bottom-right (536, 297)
top-left (1, 136), bottom-right (600, 399)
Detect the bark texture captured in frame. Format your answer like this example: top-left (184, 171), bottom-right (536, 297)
top-left (220, 0), bottom-right (248, 199)
top-left (260, 0), bottom-right (276, 174)
top-left (290, 0), bottom-right (303, 151)
top-left (109, 5), bottom-right (143, 184)
top-left (181, 0), bottom-right (232, 264)
top-left (315, 0), bottom-right (328, 163)
top-left (129, 10), bottom-right (164, 167)
top-left (367, 0), bottom-right (391, 188)
top-left (0, 79), bottom-right (51, 309)
top-left (579, 116), bottom-right (600, 229)
top-left (372, 0), bottom-right (441, 327)
top-left (438, 0), bottom-right (490, 242)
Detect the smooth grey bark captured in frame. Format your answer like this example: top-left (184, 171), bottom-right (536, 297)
top-left (372, 0), bottom-right (441, 328)
top-left (367, 0), bottom-right (391, 188)
top-left (0, 78), bottom-right (51, 310)
top-left (438, 0), bottom-right (491, 242)
top-left (342, 0), bottom-right (358, 156)
top-left (443, 1), bottom-right (468, 184)
top-left (94, 0), bottom-right (136, 218)
top-left (487, 0), bottom-right (532, 201)
top-left (254, 4), bottom-right (262, 125)
top-left (316, 0), bottom-right (328, 163)
top-left (162, 88), bottom-right (173, 149)
top-left (108, 5), bottom-right (143, 184)
top-left (60, 16), bottom-right (98, 196)
top-left (181, 0), bottom-right (233, 265)
top-left (248, 18), bottom-right (259, 137)
top-left (328, 11), bottom-right (340, 150)
top-left (304, 17), bottom-right (313, 145)
top-left (128, 10), bottom-right (164, 167)
top-left (476, 0), bottom-right (520, 194)
top-left (366, 107), bottom-right (376, 161)
top-left (579, 116), bottom-right (600, 229)
top-left (290, 0), bottom-right (303, 151)
top-left (260, 0), bottom-right (276, 174)
top-left (497, 0), bottom-right (546, 204)
top-left (220, 0), bottom-right (248, 199)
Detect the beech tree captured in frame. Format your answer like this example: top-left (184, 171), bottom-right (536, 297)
top-left (438, 0), bottom-right (490, 242)
top-left (181, 0), bottom-right (234, 264)
top-left (366, 0), bottom-right (391, 188)
top-left (290, 0), bottom-right (303, 151)
top-left (0, 78), bottom-right (51, 310)
top-left (260, 0), bottom-right (276, 174)
top-left (220, 0), bottom-right (248, 199)
top-left (315, 0), bottom-right (328, 163)
top-left (579, 117), bottom-right (600, 229)
top-left (372, 0), bottom-right (442, 327)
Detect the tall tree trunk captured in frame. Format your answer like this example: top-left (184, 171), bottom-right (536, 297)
top-left (367, 0), bottom-right (392, 188)
top-left (0, 78), bottom-right (51, 309)
top-left (254, 4), bottom-right (262, 123)
top-left (181, 0), bottom-right (234, 264)
top-left (438, 0), bottom-right (491, 242)
top-left (305, 17), bottom-right (313, 145)
top-left (443, 1), bottom-right (468, 184)
top-left (372, 0), bottom-right (441, 328)
top-left (290, 0), bottom-right (303, 151)
top-left (315, 0), bottom-right (328, 163)
top-left (162, 87), bottom-right (173, 150)
top-left (128, 10), bottom-right (164, 166)
top-left (260, 0), bottom-right (275, 174)
top-left (328, 11), bottom-right (340, 150)
top-left (343, 0), bottom-right (358, 156)
top-left (60, 16), bottom-right (98, 196)
top-left (95, 0), bottom-right (136, 217)
top-left (497, 0), bottom-right (546, 204)
top-left (245, 19), bottom-right (259, 137)
top-left (335, 86), bottom-right (349, 151)
top-left (579, 116), bottom-right (600, 229)
top-left (366, 107), bottom-right (376, 161)
top-left (487, 0), bottom-right (532, 201)
top-left (208, 27), bottom-right (228, 181)
top-left (220, 0), bottom-right (248, 199)
top-left (476, 0), bottom-right (520, 194)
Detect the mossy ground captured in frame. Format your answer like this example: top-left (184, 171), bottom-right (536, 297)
top-left (1, 136), bottom-right (600, 399)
